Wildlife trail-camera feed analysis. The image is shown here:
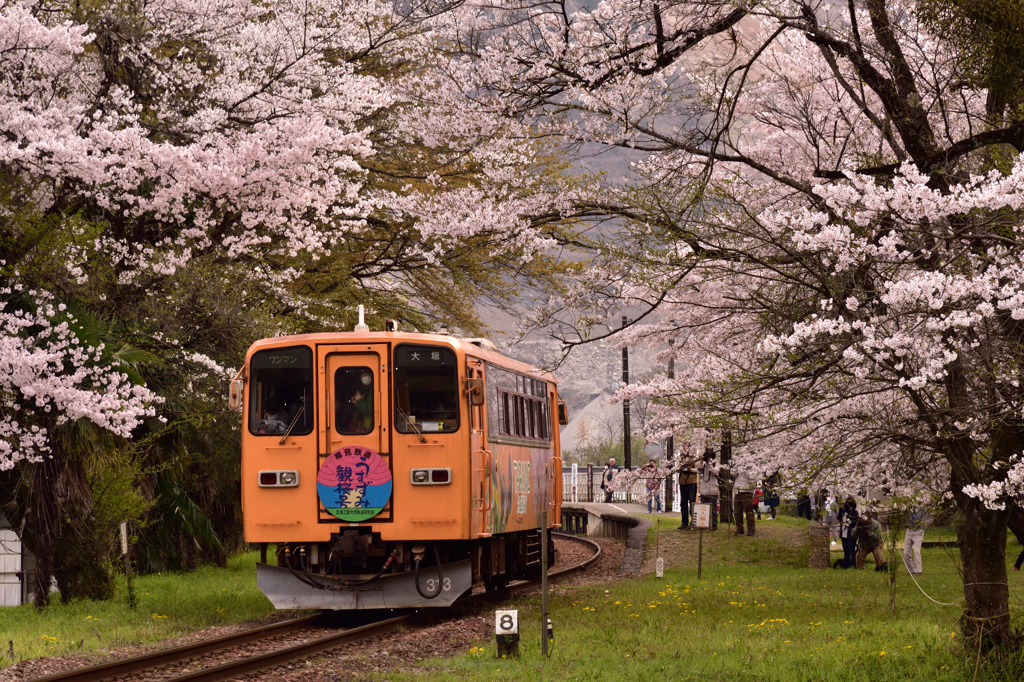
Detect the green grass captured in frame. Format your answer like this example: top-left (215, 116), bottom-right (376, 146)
top-left (389, 518), bottom-right (1024, 682)
top-left (0, 551), bottom-right (279, 666)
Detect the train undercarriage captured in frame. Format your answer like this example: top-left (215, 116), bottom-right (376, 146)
top-left (256, 529), bottom-right (556, 610)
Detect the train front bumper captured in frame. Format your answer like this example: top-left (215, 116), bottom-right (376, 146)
top-left (256, 559), bottom-right (472, 609)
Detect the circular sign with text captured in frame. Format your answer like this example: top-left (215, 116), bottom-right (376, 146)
top-left (316, 446), bottom-right (393, 522)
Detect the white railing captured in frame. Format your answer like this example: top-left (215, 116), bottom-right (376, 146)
top-left (561, 467), bottom-right (669, 506)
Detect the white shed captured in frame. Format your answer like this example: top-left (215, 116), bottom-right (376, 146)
top-left (0, 512), bottom-right (24, 606)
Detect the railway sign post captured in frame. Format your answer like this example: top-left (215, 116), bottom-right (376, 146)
top-left (694, 503), bottom-right (711, 579)
top-left (495, 609), bottom-right (519, 657)
top-left (541, 509), bottom-right (551, 657)
top-left (120, 521), bottom-right (136, 609)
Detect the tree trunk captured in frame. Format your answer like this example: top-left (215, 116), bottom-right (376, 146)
top-left (957, 500), bottom-right (1011, 645)
top-left (30, 456), bottom-right (61, 609)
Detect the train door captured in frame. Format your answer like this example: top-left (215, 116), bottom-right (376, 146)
top-left (468, 358), bottom-right (491, 537)
top-left (317, 344), bottom-right (392, 523)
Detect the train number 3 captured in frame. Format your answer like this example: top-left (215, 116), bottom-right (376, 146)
top-left (425, 577), bottom-right (452, 592)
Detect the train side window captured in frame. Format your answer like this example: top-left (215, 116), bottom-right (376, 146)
top-left (249, 346), bottom-right (314, 436)
top-left (334, 367), bottom-right (374, 435)
top-left (394, 345), bottom-right (459, 433)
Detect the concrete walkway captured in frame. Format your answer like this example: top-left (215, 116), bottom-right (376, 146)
top-left (571, 501), bottom-right (683, 519)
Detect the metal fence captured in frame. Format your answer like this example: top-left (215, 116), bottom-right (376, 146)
top-left (561, 466), bottom-right (678, 510)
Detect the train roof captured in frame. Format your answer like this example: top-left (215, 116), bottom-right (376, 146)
top-left (246, 331), bottom-right (556, 383)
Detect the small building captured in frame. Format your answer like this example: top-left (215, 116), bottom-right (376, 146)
top-left (0, 511), bottom-right (26, 606)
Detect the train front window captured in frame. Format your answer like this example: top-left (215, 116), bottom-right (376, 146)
top-left (393, 345), bottom-right (459, 433)
top-left (335, 367), bottom-right (375, 435)
top-left (249, 346), bottom-right (313, 436)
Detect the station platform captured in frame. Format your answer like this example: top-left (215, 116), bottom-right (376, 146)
top-left (563, 501), bottom-right (680, 517)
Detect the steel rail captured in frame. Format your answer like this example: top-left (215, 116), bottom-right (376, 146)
top-left (27, 534), bottom-right (602, 682)
top-left (28, 614), bottom-right (323, 682)
top-left (159, 615), bottom-right (408, 682)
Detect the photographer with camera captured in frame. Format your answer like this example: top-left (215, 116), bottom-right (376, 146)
top-left (677, 444), bottom-right (698, 529)
top-left (855, 510), bottom-right (887, 571)
top-left (697, 448), bottom-right (721, 531)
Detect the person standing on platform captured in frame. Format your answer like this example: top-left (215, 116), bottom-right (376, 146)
top-left (678, 446), bottom-right (698, 529)
top-left (601, 457), bottom-right (619, 503)
top-left (642, 459), bottom-right (663, 513)
top-left (697, 449), bottom-right (720, 530)
top-left (732, 465), bottom-right (755, 536)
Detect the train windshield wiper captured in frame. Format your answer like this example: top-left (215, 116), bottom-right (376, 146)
top-left (279, 405), bottom-right (305, 445)
top-left (397, 405), bottom-right (426, 443)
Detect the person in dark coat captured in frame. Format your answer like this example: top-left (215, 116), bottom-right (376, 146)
top-left (834, 496), bottom-right (859, 569)
top-left (601, 458), bottom-right (619, 503)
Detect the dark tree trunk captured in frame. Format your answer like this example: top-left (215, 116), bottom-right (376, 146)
top-left (957, 500), bottom-right (1011, 645)
top-left (30, 456), bottom-right (61, 609)
top-left (719, 432), bottom-right (733, 523)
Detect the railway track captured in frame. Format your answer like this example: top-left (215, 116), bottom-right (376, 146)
top-left (28, 533), bottom-right (601, 682)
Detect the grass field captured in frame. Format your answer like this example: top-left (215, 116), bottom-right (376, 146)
top-left (0, 551), bottom-right (278, 667)
top-left (391, 516), bottom-right (1024, 682)
top-left (3, 517), bottom-right (1024, 680)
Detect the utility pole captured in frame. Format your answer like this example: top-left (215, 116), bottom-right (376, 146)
top-left (720, 431), bottom-right (733, 524)
top-left (665, 336), bottom-right (675, 512)
top-left (622, 316), bottom-right (631, 469)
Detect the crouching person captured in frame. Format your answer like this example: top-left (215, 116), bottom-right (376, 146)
top-left (855, 511), bottom-right (887, 571)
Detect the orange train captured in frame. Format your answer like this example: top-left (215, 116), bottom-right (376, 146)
top-left (232, 321), bottom-right (565, 609)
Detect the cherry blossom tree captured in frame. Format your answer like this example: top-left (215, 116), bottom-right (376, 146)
top-left (1, 0), bottom-right (577, 601)
top-left (447, 0), bottom-right (1024, 643)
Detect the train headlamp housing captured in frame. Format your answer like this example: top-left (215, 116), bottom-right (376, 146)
top-left (410, 468), bottom-right (451, 485)
top-left (259, 470), bottom-right (299, 487)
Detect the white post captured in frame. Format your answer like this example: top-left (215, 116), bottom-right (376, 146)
top-left (571, 463), bottom-right (578, 502)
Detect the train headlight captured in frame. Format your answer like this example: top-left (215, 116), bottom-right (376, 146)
top-left (410, 468), bottom-right (451, 485)
top-left (259, 470), bottom-right (299, 487)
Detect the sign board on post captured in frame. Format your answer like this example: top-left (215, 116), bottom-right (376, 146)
top-left (495, 609), bottom-right (519, 657)
top-left (571, 463), bottom-right (578, 502)
top-left (693, 503), bottom-right (711, 529)
top-left (120, 521), bottom-right (128, 556)
top-left (656, 556), bottom-right (664, 578)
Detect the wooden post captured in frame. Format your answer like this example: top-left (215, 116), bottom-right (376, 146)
top-left (698, 528), bottom-right (704, 580)
top-left (587, 464), bottom-right (594, 502)
top-left (622, 316), bottom-right (631, 469)
top-left (694, 503), bottom-right (710, 580)
top-left (541, 510), bottom-right (550, 656)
